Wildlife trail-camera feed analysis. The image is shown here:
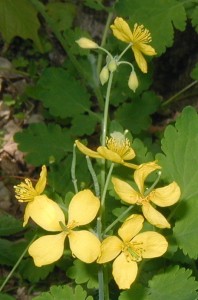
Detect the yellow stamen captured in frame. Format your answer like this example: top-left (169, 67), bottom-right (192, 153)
top-left (14, 179), bottom-right (38, 202)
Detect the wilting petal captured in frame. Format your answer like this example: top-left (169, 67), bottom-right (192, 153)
top-left (134, 161), bottom-right (161, 194)
top-left (132, 231), bottom-right (168, 258)
top-left (68, 190), bottom-right (100, 226)
top-left (28, 232), bottom-right (66, 267)
top-left (97, 236), bottom-right (122, 264)
top-left (110, 17), bottom-right (133, 43)
top-left (75, 140), bottom-right (102, 159)
top-left (142, 202), bottom-right (170, 229)
top-left (150, 182), bottom-right (181, 207)
top-left (35, 165), bottom-right (47, 194)
top-left (24, 195), bottom-right (65, 231)
top-left (118, 214), bottom-right (144, 242)
top-left (112, 177), bottom-right (139, 204)
top-left (97, 146), bottom-right (123, 163)
top-left (113, 252), bottom-right (138, 289)
top-left (68, 230), bottom-right (101, 263)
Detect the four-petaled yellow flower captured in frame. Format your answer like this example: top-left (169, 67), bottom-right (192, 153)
top-left (14, 165), bottom-right (58, 227)
top-left (76, 132), bottom-right (137, 169)
top-left (110, 17), bottom-right (156, 73)
top-left (98, 214), bottom-right (168, 289)
top-left (28, 189), bottom-right (101, 266)
top-left (112, 161), bottom-right (181, 228)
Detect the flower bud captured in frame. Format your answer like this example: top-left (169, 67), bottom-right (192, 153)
top-left (76, 37), bottom-right (99, 49)
top-left (108, 59), bottom-right (117, 72)
top-left (128, 70), bottom-right (139, 92)
top-left (99, 66), bottom-right (109, 85)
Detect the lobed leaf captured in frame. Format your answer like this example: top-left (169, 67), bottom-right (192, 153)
top-left (146, 265), bottom-right (198, 300)
top-left (0, 213), bottom-right (23, 236)
top-left (14, 123), bottom-right (73, 166)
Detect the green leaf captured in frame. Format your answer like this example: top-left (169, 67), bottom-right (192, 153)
top-left (0, 293), bottom-right (15, 300)
top-left (71, 113), bottom-right (98, 136)
top-left (0, 0), bottom-right (42, 51)
top-left (46, 2), bottom-right (76, 31)
top-left (29, 67), bottom-right (91, 119)
top-left (190, 5), bottom-right (198, 33)
top-left (33, 285), bottom-right (93, 300)
top-left (67, 260), bottom-right (98, 289)
top-left (173, 196), bottom-right (198, 259)
top-left (115, 0), bottom-right (187, 54)
top-left (119, 284), bottom-right (148, 300)
top-left (115, 91), bottom-right (160, 134)
top-left (0, 239), bottom-right (26, 266)
top-left (157, 106), bottom-right (198, 200)
top-left (146, 266), bottom-right (198, 300)
top-left (0, 213), bottom-right (23, 236)
top-left (190, 63), bottom-right (198, 80)
top-left (18, 258), bottom-right (54, 283)
top-left (14, 123), bottom-right (73, 166)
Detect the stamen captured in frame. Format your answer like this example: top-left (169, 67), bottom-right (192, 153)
top-left (14, 179), bottom-right (38, 202)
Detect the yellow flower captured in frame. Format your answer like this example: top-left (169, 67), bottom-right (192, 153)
top-left (76, 132), bottom-right (137, 169)
top-left (28, 190), bottom-right (101, 266)
top-left (98, 214), bottom-right (168, 289)
top-left (14, 166), bottom-right (58, 227)
top-left (112, 161), bottom-right (181, 228)
top-left (110, 17), bottom-right (156, 73)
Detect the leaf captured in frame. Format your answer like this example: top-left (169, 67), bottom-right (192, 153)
top-left (28, 67), bottom-right (91, 119)
top-left (18, 258), bottom-right (54, 283)
top-left (119, 284), bottom-right (148, 300)
top-left (67, 260), bottom-right (98, 289)
top-left (71, 113), bottom-right (98, 136)
top-left (0, 213), bottom-right (23, 236)
top-left (46, 2), bottom-right (76, 31)
top-left (0, 0), bottom-right (42, 51)
top-left (146, 266), bottom-right (198, 300)
top-left (115, 91), bottom-right (160, 134)
top-left (190, 63), bottom-right (198, 80)
top-left (173, 196), bottom-right (198, 259)
top-left (115, 0), bottom-right (187, 54)
top-left (0, 239), bottom-right (26, 266)
top-left (190, 5), bottom-right (198, 33)
top-left (157, 106), bottom-right (198, 200)
top-left (33, 285), bottom-right (93, 300)
top-left (0, 293), bottom-right (15, 300)
top-left (14, 123), bottom-right (73, 166)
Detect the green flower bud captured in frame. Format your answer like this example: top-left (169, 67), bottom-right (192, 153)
top-left (108, 59), bottom-right (117, 72)
top-left (99, 66), bottom-right (109, 85)
top-left (128, 70), bottom-right (139, 92)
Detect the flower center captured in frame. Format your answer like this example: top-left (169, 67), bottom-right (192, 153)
top-left (133, 24), bottom-right (152, 44)
top-left (106, 132), bottom-right (131, 158)
top-left (14, 179), bottom-right (38, 202)
top-left (123, 242), bottom-right (144, 262)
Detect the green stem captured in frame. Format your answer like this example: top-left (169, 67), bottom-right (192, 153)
top-left (101, 163), bottom-right (115, 208)
top-left (86, 156), bottom-right (100, 197)
top-left (71, 144), bottom-right (78, 193)
top-left (0, 236), bottom-right (36, 292)
top-left (117, 43), bottom-right (133, 61)
top-left (162, 80), bottom-right (198, 107)
top-left (103, 205), bottom-right (133, 236)
top-left (144, 170), bottom-right (162, 197)
top-left (30, 0), bottom-right (104, 109)
top-left (97, 12), bottom-right (114, 75)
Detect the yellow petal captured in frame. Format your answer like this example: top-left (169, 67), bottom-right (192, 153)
top-left (68, 230), bottom-right (101, 263)
top-left (112, 252), bottom-right (138, 289)
top-left (110, 17), bottom-right (133, 43)
top-left (132, 231), bottom-right (168, 258)
top-left (68, 190), bottom-right (100, 226)
top-left (138, 44), bottom-right (157, 56)
top-left (97, 146), bottom-right (123, 163)
top-left (97, 236), bottom-right (122, 264)
top-left (142, 202), bottom-right (171, 228)
top-left (75, 140), bottom-right (102, 159)
top-left (28, 232), bottom-right (66, 267)
top-left (118, 214), bottom-right (144, 242)
top-left (76, 37), bottom-right (99, 49)
top-left (150, 182), bottom-right (181, 207)
top-left (35, 165), bottom-right (47, 194)
top-left (123, 161), bottom-right (139, 169)
top-left (24, 195), bottom-right (65, 231)
top-left (122, 148), bottom-right (136, 161)
top-left (134, 161), bottom-right (161, 194)
top-left (132, 46), bottom-right (148, 73)
top-left (112, 177), bottom-right (139, 204)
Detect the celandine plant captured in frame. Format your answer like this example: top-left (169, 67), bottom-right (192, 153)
top-left (12, 17), bottom-right (182, 299)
